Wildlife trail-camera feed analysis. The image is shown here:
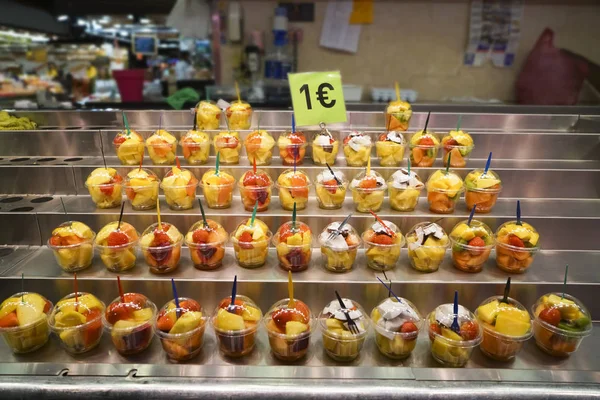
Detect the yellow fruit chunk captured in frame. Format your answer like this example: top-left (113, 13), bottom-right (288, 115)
top-left (494, 308), bottom-right (530, 336)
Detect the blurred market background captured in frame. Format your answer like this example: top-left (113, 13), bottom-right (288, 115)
top-left (0, 0), bottom-right (598, 110)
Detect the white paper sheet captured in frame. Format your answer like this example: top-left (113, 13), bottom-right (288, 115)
top-left (320, 1), bottom-right (361, 54)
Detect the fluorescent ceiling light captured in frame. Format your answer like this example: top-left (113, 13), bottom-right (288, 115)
top-left (57, 15), bottom-right (68, 22)
top-left (140, 18), bottom-right (150, 24)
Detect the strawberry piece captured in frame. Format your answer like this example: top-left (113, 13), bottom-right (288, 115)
top-left (343, 136), bottom-right (352, 145)
top-left (113, 135), bottom-right (127, 145)
top-left (192, 229), bottom-right (210, 244)
top-left (400, 321), bottom-right (418, 333)
top-left (152, 230), bottom-right (172, 247)
top-left (468, 237), bottom-right (485, 247)
top-left (100, 184), bottom-right (114, 196)
top-left (239, 231), bottom-right (253, 242)
top-left (508, 234), bottom-right (525, 248)
top-left (378, 133), bottom-right (388, 141)
top-left (107, 231), bottom-right (130, 247)
top-left (539, 306), bottom-right (561, 326)
top-left (179, 299), bottom-right (201, 312)
top-left (460, 321), bottom-right (479, 341)
top-left (419, 137), bottom-right (435, 147)
top-left (430, 323), bottom-right (441, 335)
top-left (443, 138), bottom-right (459, 151)
top-left (288, 133), bottom-right (306, 145)
top-left (49, 236), bottom-right (62, 246)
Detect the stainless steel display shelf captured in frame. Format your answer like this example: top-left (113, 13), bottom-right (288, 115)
top-left (0, 110), bottom-right (598, 399)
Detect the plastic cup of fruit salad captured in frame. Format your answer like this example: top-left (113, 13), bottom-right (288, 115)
top-left (273, 221), bottom-right (312, 272)
top-left (94, 222), bottom-right (140, 273)
top-left (531, 292), bottom-right (592, 357)
top-left (48, 292), bottom-right (105, 354)
top-left (315, 169), bottom-right (347, 210)
top-left (318, 223), bottom-right (361, 273)
top-left (103, 293), bottom-right (157, 355)
top-left (475, 295), bottom-right (532, 361)
top-left (140, 223), bottom-right (183, 274)
top-left (406, 222), bottom-right (449, 273)
top-left (155, 297), bottom-right (207, 361)
top-left (319, 298), bottom-right (369, 362)
top-left (185, 220), bottom-right (228, 271)
top-left (238, 170), bottom-right (273, 212)
top-left (427, 303), bottom-right (482, 367)
top-left (264, 298), bottom-right (313, 361)
top-left (47, 221), bottom-right (95, 273)
top-left (211, 295), bottom-right (262, 357)
top-left (464, 169), bottom-right (502, 213)
top-left (124, 169), bottom-right (160, 211)
top-left (495, 221), bottom-right (540, 274)
top-left (371, 297), bottom-right (422, 360)
top-left (362, 220), bottom-right (405, 271)
top-left (0, 292), bottom-right (53, 354)
top-left (449, 220), bottom-right (495, 273)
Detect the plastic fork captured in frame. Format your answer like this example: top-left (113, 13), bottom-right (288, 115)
top-left (335, 291), bottom-right (360, 335)
top-left (327, 213), bottom-right (353, 242)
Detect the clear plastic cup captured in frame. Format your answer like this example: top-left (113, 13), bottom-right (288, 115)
top-left (362, 221), bottom-right (405, 271)
top-left (185, 220), bottom-right (228, 271)
top-left (389, 187), bottom-right (422, 212)
top-left (214, 131), bottom-right (242, 164)
top-left (140, 223), bottom-right (183, 274)
top-left (531, 292), bottom-right (592, 357)
top-left (311, 135), bottom-right (339, 166)
top-left (342, 131), bottom-right (372, 167)
top-left (180, 137), bottom-right (210, 165)
top-left (376, 131), bottom-right (406, 167)
top-left (155, 298), bottom-right (207, 361)
top-left (315, 181), bottom-right (347, 210)
top-left (161, 181), bottom-right (198, 211)
top-left (244, 130), bottom-right (275, 166)
top-left (49, 292), bottom-right (105, 354)
top-left (426, 170), bottom-right (464, 214)
top-left (95, 239), bottom-right (139, 273)
top-left (211, 295), bottom-right (262, 357)
top-left (278, 132), bottom-right (307, 166)
top-left (371, 297), bottom-right (422, 359)
top-left (319, 298), bottom-right (369, 362)
top-left (113, 139), bottom-right (145, 166)
top-left (0, 292), bottom-right (52, 354)
top-left (406, 222), bottom-right (449, 273)
top-left (495, 221), bottom-right (540, 274)
top-left (409, 144), bottom-right (439, 167)
top-left (475, 295), bottom-right (532, 361)
top-left (449, 220), bottom-right (495, 273)
top-left (231, 230), bottom-right (272, 269)
top-left (195, 100), bottom-right (221, 130)
top-left (147, 141), bottom-right (177, 165)
top-left (276, 169), bottom-right (311, 211)
top-left (350, 170), bottom-right (387, 213)
top-left (318, 222), bottom-right (361, 273)
top-left (85, 181), bottom-right (123, 209)
top-left (47, 233), bottom-right (95, 273)
top-left (427, 304), bottom-right (482, 367)
top-left (103, 294), bottom-right (157, 355)
top-left (124, 169), bottom-right (160, 210)
top-left (239, 183), bottom-right (273, 212)
top-left (264, 299), bottom-right (313, 361)
top-left (385, 102), bottom-right (412, 131)
top-left (464, 168), bottom-right (503, 213)
top-left (226, 104), bottom-right (252, 130)
top-left (201, 180), bottom-right (235, 209)
top-left (427, 188), bottom-right (462, 214)
top-left (273, 221), bottom-right (312, 272)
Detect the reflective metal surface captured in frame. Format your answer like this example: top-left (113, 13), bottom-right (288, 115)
top-left (0, 110), bottom-right (598, 398)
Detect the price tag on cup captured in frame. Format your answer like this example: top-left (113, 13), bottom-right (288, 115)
top-left (288, 71), bottom-right (347, 126)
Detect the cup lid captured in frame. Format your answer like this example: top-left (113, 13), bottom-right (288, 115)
top-left (156, 297), bottom-right (205, 336)
top-left (362, 220), bottom-right (404, 247)
top-left (378, 131), bottom-right (406, 144)
top-left (318, 298), bottom-right (369, 337)
top-left (95, 221), bottom-right (139, 247)
top-left (371, 297), bottom-right (422, 339)
top-left (125, 168), bottom-right (159, 184)
top-left (201, 169), bottom-right (235, 186)
top-left (239, 169), bottom-right (273, 187)
top-left (231, 218), bottom-right (271, 243)
top-left (50, 292), bottom-right (105, 330)
top-left (103, 293), bottom-right (156, 329)
top-left (316, 168), bottom-right (347, 185)
top-left (449, 220), bottom-right (494, 248)
top-left (277, 169), bottom-right (311, 187)
top-left (140, 222), bottom-right (183, 248)
top-left (406, 222), bottom-right (449, 250)
top-left (318, 221), bottom-right (360, 250)
top-left (532, 292), bottom-right (592, 336)
top-left (475, 295), bottom-right (532, 340)
top-left (264, 298), bottom-right (313, 337)
top-left (0, 292), bottom-right (52, 331)
top-left (495, 221), bottom-right (539, 249)
top-left (49, 221), bottom-right (95, 247)
top-left (428, 303), bottom-right (482, 346)
top-left (410, 130), bottom-right (439, 146)
top-left (389, 168), bottom-right (424, 190)
top-left (426, 170), bottom-right (464, 194)
top-left (465, 169), bottom-right (501, 191)
top-left (212, 295), bottom-right (262, 334)
top-left (350, 169), bottom-right (387, 190)
top-left (185, 219), bottom-right (228, 247)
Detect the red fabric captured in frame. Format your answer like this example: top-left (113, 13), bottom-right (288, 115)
top-left (516, 28), bottom-right (588, 105)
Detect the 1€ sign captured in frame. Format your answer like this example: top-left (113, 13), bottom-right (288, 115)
top-left (288, 71), bottom-right (347, 126)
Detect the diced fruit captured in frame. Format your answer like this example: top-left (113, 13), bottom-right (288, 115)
top-left (477, 300), bottom-right (500, 324)
top-left (215, 308), bottom-right (245, 331)
top-left (441, 327), bottom-right (462, 341)
top-left (133, 308), bottom-right (154, 322)
top-left (538, 306), bottom-right (561, 326)
top-left (285, 321), bottom-right (308, 335)
top-left (459, 321), bottom-right (479, 340)
top-left (495, 309), bottom-right (530, 336)
top-left (16, 303), bottom-right (44, 326)
top-left (241, 306), bottom-right (261, 322)
top-left (169, 311), bottom-right (203, 334)
top-left (55, 310), bottom-right (87, 328)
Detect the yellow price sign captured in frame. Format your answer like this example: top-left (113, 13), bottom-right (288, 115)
top-left (288, 71), bottom-right (347, 127)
